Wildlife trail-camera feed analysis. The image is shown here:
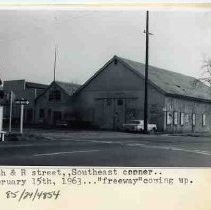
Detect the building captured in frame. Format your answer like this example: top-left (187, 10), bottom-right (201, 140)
top-left (3, 80), bottom-right (48, 124)
top-left (34, 81), bottom-right (80, 125)
top-left (74, 55), bottom-right (211, 133)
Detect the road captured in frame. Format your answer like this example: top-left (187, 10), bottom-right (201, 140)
top-left (1, 129), bottom-right (211, 166)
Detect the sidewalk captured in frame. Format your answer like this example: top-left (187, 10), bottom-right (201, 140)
top-left (170, 132), bottom-right (211, 138)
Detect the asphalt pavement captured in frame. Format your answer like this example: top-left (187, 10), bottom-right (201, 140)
top-left (0, 129), bottom-right (211, 166)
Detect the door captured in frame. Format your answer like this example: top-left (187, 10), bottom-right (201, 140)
top-left (113, 99), bottom-right (125, 129)
top-left (47, 109), bottom-right (52, 123)
top-left (94, 99), bottom-right (104, 128)
top-left (104, 98), bottom-right (114, 129)
top-left (53, 111), bottom-right (62, 124)
top-left (26, 108), bottom-right (33, 122)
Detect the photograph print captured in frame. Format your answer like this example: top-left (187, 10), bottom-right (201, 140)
top-left (0, 6), bottom-right (211, 166)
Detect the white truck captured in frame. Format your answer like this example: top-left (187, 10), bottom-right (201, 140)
top-left (122, 120), bottom-right (157, 133)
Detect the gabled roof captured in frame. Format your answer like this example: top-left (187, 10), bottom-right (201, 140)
top-left (35, 80), bottom-right (80, 101)
top-left (54, 81), bottom-right (80, 96)
top-left (119, 56), bottom-right (211, 102)
top-left (25, 82), bottom-right (48, 89)
top-left (3, 79), bottom-right (48, 90)
top-left (75, 55), bottom-right (211, 102)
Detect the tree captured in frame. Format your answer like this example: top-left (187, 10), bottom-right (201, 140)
top-left (197, 58), bottom-right (211, 86)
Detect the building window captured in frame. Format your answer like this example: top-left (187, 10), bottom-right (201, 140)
top-left (39, 109), bottom-right (45, 119)
top-left (48, 109), bottom-right (52, 119)
top-left (126, 108), bottom-right (137, 122)
top-left (173, 111), bottom-right (178, 125)
top-left (185, 114), bottom-right (189, 125)
top-left (180, 112), bottom-right (184, 126)
top-left (166, 112), bottom-right (173, 125)
top-left (117, 99), bottom-right (123, 106)
top-left (106, 99), bottom-right (112, 106)
top-left (192, 113), bottom-right (196, 126)
top-left (49, 90), bottom-right (61, 101)
top-left (202, 114), bottom-right (206, 126)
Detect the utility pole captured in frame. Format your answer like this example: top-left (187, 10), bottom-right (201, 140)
top-left (144, 11), bottom-right (150, 134)
top-left (53, 46), bottom-right (57, 82)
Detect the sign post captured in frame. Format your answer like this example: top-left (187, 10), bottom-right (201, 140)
top-left (20, 104), bottom-right (24, 134)
top-left (15, 98), bottom-right (29, 134)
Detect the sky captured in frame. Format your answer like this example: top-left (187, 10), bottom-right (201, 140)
top-left (1, 6), bottom-right (211, 85)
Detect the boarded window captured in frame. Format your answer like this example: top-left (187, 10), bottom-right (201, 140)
top-left (202, 114), bottom-right (206, 126)
top-left (166, 112), bottom-right (173, 125)
top-left (173, 111), bottom-right (178, 125)
top-left (192, 113), bottom-right (196, 126)
top-left (180, 112), bottom-right (184, 126)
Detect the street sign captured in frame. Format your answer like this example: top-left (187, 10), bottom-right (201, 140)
top-left (15, 99), bottom-right (29, 105)
top-left (14, 98), bottom-right (29, 134)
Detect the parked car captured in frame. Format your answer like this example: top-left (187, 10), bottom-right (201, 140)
top-left (55, 121), bottom-right (69, 128)
top-left (122, 120), bottom-right (157, 133)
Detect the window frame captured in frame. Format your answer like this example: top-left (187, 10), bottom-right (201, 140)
top-left (192, 113), bottom-right (196, 126)
top-left (180, 112), bottom-right (185, 126)
top-left (49, 90), bottom-right (61, 101)
top-left (166, 111), bottom-right (173, 125)
top-left (185, 113), bottom-right (189, 125)
top-left (202, 114), bottom-right (206, 127)
top-left (173, 111), bottom-right (178, 125)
